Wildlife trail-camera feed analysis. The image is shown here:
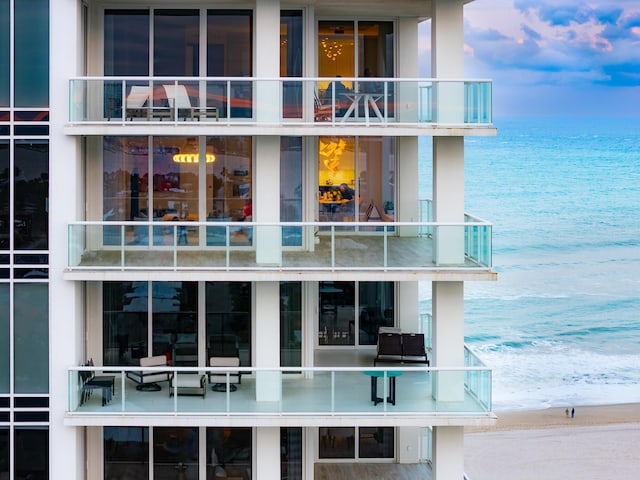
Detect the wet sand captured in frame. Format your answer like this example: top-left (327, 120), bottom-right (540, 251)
top-left (465, 404), bottom-right (640, 480)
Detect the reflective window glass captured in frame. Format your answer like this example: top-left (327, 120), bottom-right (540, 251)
top-left (281, 428), bottom-right (302, 480)
top-left (281, 282), bottom-right (302, 367)
top-left (104, 10), bottom-right (150, 76)
top-left (154, 427), bottom-right (198, 480)
top-left (358, 282), bottom-right (394, 345)
top-left (319, 427), bottom-right (355, 458)
top-left (104, 427), bottom-right (149, 480)
top-left (359, 427), bottom-right (394, 458)
top-left (14, 284), bottom-right (48, 393)
top-left (281, 11), bottom-right (303, 118)
top-left (206, 282), bottom-right (251, 366)
top-left (319, 282), bottom-right (355, 346)
top-left (0, 428), bottom-right (7, 477)
top-left (14, 0), bottom-right (49, 107)
top-left (154, 10), bottom-right (199, 76)
top-left (152, 137), bottom-right (199, 247)
top-left (103, 137), bottom-right (150, 246)
top-left (14, 140), bottom-right (49, 250)
top-left (206, 137), bottom-right (252, 246)
top-left (152, 282), bottom-right (197, 365)
top-left (281, 137), bottom-right (302, 246)
top-left (206, 428), bottom-right (251, 477)
top-left (0, 141), bottom-right (7, 249)
top-left (0, 0), bottom-right (8, 106)
top-left (103, 282), bottom-right (149, 366)
top-left (0, 284), bottom-right (8, 393)
top-left (207, 11), bottom-right (252, 76)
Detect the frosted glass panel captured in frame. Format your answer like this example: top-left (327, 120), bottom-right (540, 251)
top-left (14, 284), bottom-right (49, 393)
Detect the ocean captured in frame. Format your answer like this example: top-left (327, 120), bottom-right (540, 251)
top-left (419, 117), bottom-right (640, 411)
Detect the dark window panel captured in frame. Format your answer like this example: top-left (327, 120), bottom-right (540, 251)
top-left (0, 0), bottom-right (8, 106)
top-left (0, 126), bottom-right (9, 135)
top-left (0, 412), bottom-right (8, 422)
top-left (14, 268), bottom-right (48, 279)
top-left (14, 412), bottom-right (49, 422)
top-left (15, 428), bottom-right (49, 480)
top-left (14, 254), bottom-right (48, 264)
top-left (14, 397), bottom-right (49, 408)
top-left (13, 111), bottom-right (50, 122)
top-left (0, 397), bottom-right (8, 407)
top-left (14, 125), bottom-right (49, 136)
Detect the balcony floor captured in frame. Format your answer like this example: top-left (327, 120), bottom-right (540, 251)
top-left (315, 463), bottom-right (432, 480)
top-left (68, 233), bottom-right (495, 281)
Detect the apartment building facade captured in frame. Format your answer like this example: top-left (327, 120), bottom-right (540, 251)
top-left (1, 0), bottom-right (497, 479)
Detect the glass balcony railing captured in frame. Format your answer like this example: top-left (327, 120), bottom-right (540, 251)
top-left (67, 219), bottom-right (493, 272)
top-left (68, 363), bottom-right (492, 418)
top-left (68, 77), bottom-right (492, 127)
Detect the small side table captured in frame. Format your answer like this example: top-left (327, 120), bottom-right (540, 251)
top-left (363, 371), bottom-right (402, 406)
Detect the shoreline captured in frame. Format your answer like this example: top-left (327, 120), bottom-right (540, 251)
top-left (465, 403), bottom-right (640, 480)
top-left (467, 402), bottom-right (640, 433)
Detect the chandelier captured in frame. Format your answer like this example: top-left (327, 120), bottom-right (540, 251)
top-left (172, 152), bottom-right (216, 164)
top-left (320, 37), bottom-right (343, 61)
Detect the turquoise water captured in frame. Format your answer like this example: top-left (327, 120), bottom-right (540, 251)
top-left (420, 117), bottom-right (640, 410)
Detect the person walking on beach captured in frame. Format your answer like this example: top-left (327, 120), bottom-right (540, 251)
top-left (571, 407), bottom-right (575, 418)
top-left (565, 408), bottom-right (569, 418)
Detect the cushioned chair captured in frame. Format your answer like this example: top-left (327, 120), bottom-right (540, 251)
top-left (163, 84), bottom-right (218, 121)
top-left (208, 356), bottom-right (242, 392)
top-left (125, 85), bottom-right (151, 120)
top-left (126, 355), bottom-right (170, 391)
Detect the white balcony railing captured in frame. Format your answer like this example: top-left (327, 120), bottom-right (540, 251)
top-left (69, 77), bottom-right (492, 127)
top-left (67, 219), bottom-right (493, 272)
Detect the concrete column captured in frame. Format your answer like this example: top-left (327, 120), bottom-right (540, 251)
top-left (397, 137), bottom-right (419, 238)
top-left (255, 427), bottom-right (281, 480)
top-left (254, 282), bottom-right (282, 402)
top-left (254, 136), bottom-right (282, 264)
top-left (50, 1), bottom-right (84, 479)
top-left (432, 426), bottom-right (464, 480)
top-left (433, 137), bottom-right (464, 265)
top-left (397, 282), bottom-right (419, 333)
top-left (255, 0), bottom-right (281, 123)
top-left (396, 17), bottom-right (419, 123)
top-left (432, 0), bottom-right (464, 124)
top-left (432, 282), bottom-right (464, 402)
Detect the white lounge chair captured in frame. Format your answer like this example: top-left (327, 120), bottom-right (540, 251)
top-left (163, 84), bottom-right (218, 121)
top-left (125, 85), bottom-right (151, 120)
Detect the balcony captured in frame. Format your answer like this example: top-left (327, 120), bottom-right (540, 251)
top-left (66, 77), bottom-right (493, 136)
top-left (65, 218), bottom-right (494, 281)
top-left (66, 347), bottom-right (492, 427)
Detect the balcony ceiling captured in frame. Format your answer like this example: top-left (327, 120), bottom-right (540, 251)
top-left (86, 0), bottom-right (474, 19)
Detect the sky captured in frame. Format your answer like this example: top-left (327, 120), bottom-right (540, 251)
top-left (420, 0), bottom-right (640, 118)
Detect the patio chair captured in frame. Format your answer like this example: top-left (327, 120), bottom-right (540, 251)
top-left (208, 356), bottom-right (242, 392)
top-left (314, 90), bottom-right (333, 122)
top-left (79, 359), bottom-right (116, 405)
top-left (401, 333), bottom-right (430, 366)
top-left (373, 332), bottom-right (403, 366)
top-left (125, 85), bottom-right (151, 120)
top-left (126, 355), bottom-right (170, 391)
top-left (163, 84), bottom-right (218, 121)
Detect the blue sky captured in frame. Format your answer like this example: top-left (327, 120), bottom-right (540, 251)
top-left (420, 0), bottom-right (640, 117)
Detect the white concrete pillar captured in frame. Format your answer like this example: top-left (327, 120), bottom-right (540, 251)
top-left (50, 0), bottom-right (85, 478)
top-left (432, 426), bottom-right (464, 480)
top-left (397, 282), bottom-right (419, 333)
top-left (255, 0), bottom-right (281, 123)
top-left (396, 17), bottom-right (419, 123)
top-left (255, 427), bottom-right (282, 480)
top-left (431, 0), bottom-right (464, 124)
top-left (433, 137), bottom-right (464, 265)
top-left (432, 282), bottom-right (464, 402)
top-left (254, 136), bottom-right (282, 264)
top-left (397, 137), bottom-right (419, 238)
top-left (254, 282), bottom-right (282, 402)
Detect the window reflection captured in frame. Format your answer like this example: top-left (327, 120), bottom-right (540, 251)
top-left (154, 427), bottom-right (198, 480)
top-left (14, 141), bottom-right (48, 250)
top-left (281, 137), bottom-right (302, 246)
top-left (154, 10), bottom-right (199, 77)
top-left (15, 428), bottom-right (49, 480)
top-left (104, 427), bottom-right (149, 480)
top-left (0, 141), bottom-right (8, 249)
top-left (207, 428), bottom-right (252, 479)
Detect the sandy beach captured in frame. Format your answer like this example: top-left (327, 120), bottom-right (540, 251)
top-left (464, 404), bottom-right (640, 480)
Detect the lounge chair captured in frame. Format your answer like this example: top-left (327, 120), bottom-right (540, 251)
top-left (125, 85), bottom-right (151, 120)
top-left (374, 331), bottom-right (429, 366)
top-left (163, 84), bottom-right (218, 121)
top-left (208, 356), bottom-right (242, 392)
top-left (126, 355), bottom-right (170, 391)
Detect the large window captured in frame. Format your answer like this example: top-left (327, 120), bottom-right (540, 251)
top-left (104, 427), bottom-right (149, 480)
top-left (154, 10), bottom-right (199, 76)
top-left (103, 427), bottom-right (251, 479)
top-left (14, 0), bottom-right (49, 107)
top-left (104, 281), bottom-right (251, 367)
top-left (281, 137), bottom-right (302, 246)
top-left (0, 284), bottom-right (8, 393)
top-left (103, 136), bottom-right (252, 247)
top-left (318, 137), bottom-right (395, 227)
top-left (319, 281), bottom-right (393, 346)
top-left (281, 282), bottom-right (302, 367)
top-left (14, 284), bottom-right (48, 393)
top-left (319, 427), bottom-right (394, 459)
